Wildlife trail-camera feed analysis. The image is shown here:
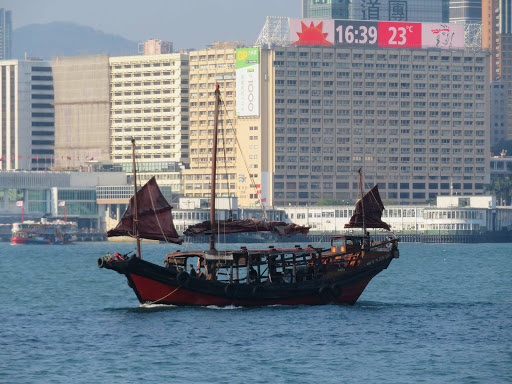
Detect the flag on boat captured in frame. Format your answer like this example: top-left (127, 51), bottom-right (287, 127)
top-left (58, 201), bottom-right (66, 206)
top-left (16, 201), bottom-right (23, 207)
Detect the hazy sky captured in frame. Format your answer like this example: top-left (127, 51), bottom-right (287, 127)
top-left (4, 0), bottom-right (301, 49)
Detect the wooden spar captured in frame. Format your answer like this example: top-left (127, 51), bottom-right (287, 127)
top-left (131, 138), bottom-right (141, 259)
top-left (358, 168), bottom-right (366, 236)
top-left (209, 85), bottom-right (220, 251)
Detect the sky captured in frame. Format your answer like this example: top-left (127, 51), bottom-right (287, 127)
top-left (3, 0), bottom-right (301, 49)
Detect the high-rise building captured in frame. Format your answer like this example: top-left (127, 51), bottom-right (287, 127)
top-left (184, 45), bottom-right (272, 207)
top-left (449, 0), bottom-right (482, 24)
top-left (303, 0), bottom-right (351, 19)
top-left (109, 52), bottom-right (189, 192)
top-left (0, 60), bottom-right (54, 171)
top-left (483, 0), bottom-right (512, 140)
top-left (52, 54), bottom-right (111, 169)
top-left (264, 46), bottom-right (490, 206)
top-left (303, 0), bottom-right (449, 22)
top-left (0, 9), bottom-right (12, 60)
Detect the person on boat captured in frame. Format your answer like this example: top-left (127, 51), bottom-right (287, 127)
top-left (386, 237), bottom-right (394, 250)
top-left (189, 264), bottom-right (197, 277)
top-left (164, 259), bottom-right (177, 271)
top-left (283, 270), bottom-right (292, 283)
top-left (197, 268), bottom-right (205, 279)
top-left (248, 266), bottom-right (258, 283)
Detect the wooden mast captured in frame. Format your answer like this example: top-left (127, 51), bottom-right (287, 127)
top-left (358, 168), bottom-right (366, 236)
top-left (132, 138), bottom-right (141, 259)
top-left (209, 85), bottom-right (221, 251)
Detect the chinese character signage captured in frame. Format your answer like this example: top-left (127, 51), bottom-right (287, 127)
top-left (388, 0), bottom-right (407, 21)
top-left (236, 48), bottom-right (260, 117)
top-left (289, 18), bottom-right (465, 50)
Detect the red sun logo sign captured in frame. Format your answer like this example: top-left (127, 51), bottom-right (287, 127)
top-left (293, 21), bottom-right (333, 46)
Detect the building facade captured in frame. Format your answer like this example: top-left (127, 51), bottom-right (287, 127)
top-left (303, 0), bottom-right (351, 19)
top-left (449, 0), bottom-right (482, 24)
top-left (490, 81), bottom-right (508, 147)
top-left (266, 46), bottom-right (490, 206)
top-left (0, 9), bottom-right (12, 60)
top-left (109, 52), bottom-right (189, 192)
top-left (483, 0), bottom-right (512, 140)
top-left (0, 60), bottom-right (54, 171)
top-left (52, 54), bottom-right (111, 168)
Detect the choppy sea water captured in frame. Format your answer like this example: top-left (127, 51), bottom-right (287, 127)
top-left (1, 241), bottom-right (511, 384)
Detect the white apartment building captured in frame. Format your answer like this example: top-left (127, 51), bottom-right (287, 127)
top-left (0, 60), bottom-right (54, 171)
top-left (267, 46), bottom-right (490, 206)
top-left (109, 53), bottom-right (189, 192)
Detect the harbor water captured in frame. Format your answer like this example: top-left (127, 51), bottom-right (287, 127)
top-left (1, 241), bottom-right (511, 383)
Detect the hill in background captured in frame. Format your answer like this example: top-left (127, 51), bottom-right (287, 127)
top-left (13, 22), bottom-right (138, 60)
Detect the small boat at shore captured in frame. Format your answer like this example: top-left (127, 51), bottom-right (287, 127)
top-left (98, 86), bottom-right (399, 306)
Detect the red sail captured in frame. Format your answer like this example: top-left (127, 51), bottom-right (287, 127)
top-left (107, 177), bottom-right (183, 244)
top-left (184, 219), bottom-right (310, 237)
top-left (344, 185), bottom-right (391, 231)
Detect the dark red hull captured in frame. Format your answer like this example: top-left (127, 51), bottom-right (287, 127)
top-left (99, 255), bottom-right (392, 307)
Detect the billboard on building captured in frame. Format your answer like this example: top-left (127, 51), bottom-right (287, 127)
top-left (289, 18), bottom-right (465, 50)
top-left (236, 48), bottom-right (260, 117)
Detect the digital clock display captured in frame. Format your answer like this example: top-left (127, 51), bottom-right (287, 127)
top-left (335, 21), bottom-right (379, 47)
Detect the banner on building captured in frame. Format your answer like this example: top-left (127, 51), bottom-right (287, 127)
top-left (236, 48), bottom-right (260, 117)
top-left (289, 18), bottom-right (465, 50)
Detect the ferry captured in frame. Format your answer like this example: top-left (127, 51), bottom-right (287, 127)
top-left (11, 220), bottom-right (78, 245)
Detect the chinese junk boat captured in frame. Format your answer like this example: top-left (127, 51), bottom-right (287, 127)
top-left (98, 86), bottom-right (399, 307)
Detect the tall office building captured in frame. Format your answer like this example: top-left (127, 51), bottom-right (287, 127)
top-left (449, 0), bottom-right (482, 24)
top-left (0, 9), bottom-right (12, 60)
top-left (265, 46), bottom-right (489, 206)
top-left (303, 0), bottom-right (448, 22)
top-left (483, 0), bottom-right (512, 140)
top-left (0, 60), bottom-right (54, 171)
top-left (109, 52), bottom-right (189, 191)
top-left (52, 54), bottom-right (111, 169)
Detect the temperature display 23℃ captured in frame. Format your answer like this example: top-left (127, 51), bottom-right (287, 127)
top-left (335, 20), bottom-right (378, 47)
top-left (378, 22), bottom-right (422, 48)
